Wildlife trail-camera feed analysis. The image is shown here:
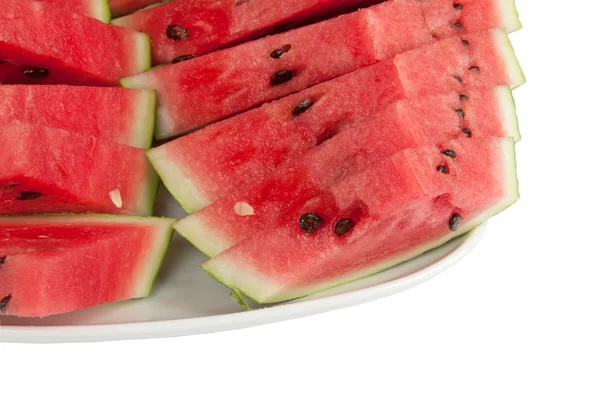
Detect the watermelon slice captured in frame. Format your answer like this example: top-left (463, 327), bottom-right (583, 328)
top-left (148, 29), bottom-right (524, 212)
top-left (0, 214), bottom-right (175, 317)
top-left (109, 0), bottom-right (166, 18)
top-left (113, 0), bottom-right (383, 65)
top-left (121, 0), bottom-right (522, 139)
top-left (0, 0), bottom-right (150, 86)
top-left (174, 88), bottom-right (519, 257)
top-left (37, 0), bottom-right (112, 22)
top-left (0, 85), bottom-right (156, 149)
top-left (0, 123), bottom-right (158, 216)
top-left (200, 137), bottom-right (519, 303)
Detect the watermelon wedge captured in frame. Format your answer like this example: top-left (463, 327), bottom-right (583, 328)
top-left (38, 0), bottom-right (112, 22)
top-left (0, 123), bottom-right (158, 216)
top-left (109, 0), bottom-right (166, 18)
top-left (0, 86), bottom-right (156, 149)
top-left (0, 0), bottom-right (150, 86)
top-left (174, 88), bottom-right (519, 257)
top-left (122, 0), bottom-right (522, 139)
top-left (148, 29), bottom-right (524, 212)
top-left (200, 137), bottom-right (519, 303)
top-left (113, 0), bottom-right (383, 65)
top-left (0, 214), bottom-right (175, 317)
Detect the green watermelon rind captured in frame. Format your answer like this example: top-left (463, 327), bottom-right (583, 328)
top-left (493, 29), bottom-right (526, 89)
top-left (495, 86), bottom-right (521, 142)
top-left (135, 165), bottom-right (161, 217)
top-left (133, 33), bottom-right (153, 75)
top-left (93, 0), bottom-right (112, 23)
top-left (129, 89), bottom-right (157, 149)
top-left (174, 214), bottom-right (227, 258)
top-left (200, 140), bottom-right (520, 304)
top-left (496, 0), bottom-right (522, 33)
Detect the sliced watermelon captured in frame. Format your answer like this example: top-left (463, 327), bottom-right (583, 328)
top-left (0, 85), bottom-right (155, 149)
top-left (149, 29), bottom-right (524, 213)
top-left (200, 137), bottom-right (519, 303)
top-left (109, 0), bottom-right (166, 18)
top-left (175, 87), bottom-right (519, 257)
top-left (0, 0), bottom-right (150, 86)
top-left (113, 0), bottom-right (383, 65)
top-left (0, 123), bottom-right (158, 216)
top-left (122, 0), bottom-right (522, 139)
top-left (0, 214), bottom-right (175, 317)
top-left (37, 0), bottom-right (112, 22)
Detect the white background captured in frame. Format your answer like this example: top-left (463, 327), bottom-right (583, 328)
top-left (2, 1), bottom-right (599, 397)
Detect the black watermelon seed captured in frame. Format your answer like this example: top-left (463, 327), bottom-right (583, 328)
top-left (442, 149), bottom-right (457, 158)
top-left (17, 191), bottom-right (43, 201)
top-left (453, 75), bottom-right (463, 83)
top-left (455, 22), bottom-right (463, 29)
top-left (453, 3), bottom-right (463, 10)
top-left (299, 213), bottom-right (323, 234)
top-left (436, 165), bottom-right (449, 174)
top-left (0, 295), bottom-right (11, 312)
top-left (166, 24), bottom-right (189, 41)
top-left (22, 67), bottom-right (49, 79)
top-left (270, 44), bottom-right (292, 59)
top-left (459, 94), bottom-right (469, 101)
top-left (449, 213), bottom-right (463, 231)
top-left (455, 109), bottom-right (465, 118)
top-left (469, 65), bottom-right (481, 72)
top-left (461, 39), bottom-right (470, 46)
top-left (335, 219), bottom-right (355, 237)
top-left (292, 99), bottom-right (313, 116)
top-left (172, 54), bottom-right (195, 64)
top-left (0, 256), bottom-right (5, 270)
top-left (270, 70), bottom-right (294, 86)
top-left (462, 128), bottom-right (472, 137)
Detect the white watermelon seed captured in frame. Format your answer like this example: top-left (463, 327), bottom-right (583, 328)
top-left (109, 189), bottom-right (123, 209)
top-left (234, 202), bottom-right (255, 216)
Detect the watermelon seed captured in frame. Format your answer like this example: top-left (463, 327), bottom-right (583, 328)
top-left (0, 295), bottom-right (10, 313)
top-left (299, 213), bottom-right (323, 234)
top-left (234, 202), bottom-right (255, 216)
top-left (22, 67), bottom-right (49, 79)
top-left (0, 256), bottom-right (5, 270)
top-left (462, 128), bottom-right (472, 137)
top-left (469, 65), bottom-right (481, 72)
top-left (270, 70), bottom-right (294, 86)
top-left (453, 76), bottom-right (463, 83)
top-left (442, 149), bottom-right (457, 158)
top-left (459, 94), bottom-right (469, 101)
top-left (455, 109), bottom-right (465, 118)
top-left (453, 3), bottom-right (463, 10)
top-left (292, 99), bottom-right (313, 116)
top-left (172, 54), bottom-right (195, 64)
top-left (270, 44), bottom-right (292, 59)
top-left (166, 25), bottom-right (189, 41)
top-left (16, 191), bottom-right (43, 201)
top-left (454, 22), bottom-right (463, 29)
top-left (449, 213), bottom-right (463, 231)
top-left (436, 165), bottom-right (449, 174)
top-left (335, 219), bottom-right (355, 237)
top-left (461, 39), bottom-right (469, 46)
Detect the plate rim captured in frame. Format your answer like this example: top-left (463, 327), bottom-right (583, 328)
top-left (0, 224), bottom-right (486, 344)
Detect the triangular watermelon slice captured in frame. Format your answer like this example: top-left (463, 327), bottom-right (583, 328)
top-left (0, 214), bottom-right (175, 317)
top-left (0, 123), bottom-right (158, 216)
top-left (175, 87), bottom-right (519, 257)
top-left (122, 0), bottom-right (522, 139)
top-left (0, 0), bottom-right (150, 86)
top-left (200, 137), bottom-right (519, 303)
top-left (0, 85), bottom-right (156, 148)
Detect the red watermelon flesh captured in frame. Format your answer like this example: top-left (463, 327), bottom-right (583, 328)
top-left (149, 29), bottom-right (524, 212)
top-left (109, 0), bottom-right (167, 18)
top-left (34, 0), bottom-right (112, 22)
top-left (0, 85), bottom-right (156, 148)
top-left (122, 0), bottom-right (521, 139)
top-left (114, 0), bottom-right (383, 65)
top-left (0, 0), bottom-right (150, 86)
top-left (0, 215), bottom-right (175, 317)
top-left (200, 137), bottom-right (518, 303)
top-left (174, 89), bottom-right (518, 257)
top-left (0, 123), bottom-right (158, 216)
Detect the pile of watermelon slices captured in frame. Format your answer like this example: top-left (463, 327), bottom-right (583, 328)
top-left (1, 0), bottom-right (525, 316)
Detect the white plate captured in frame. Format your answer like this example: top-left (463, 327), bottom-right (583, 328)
top-left (0, 187), bottom-right (486, 343)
